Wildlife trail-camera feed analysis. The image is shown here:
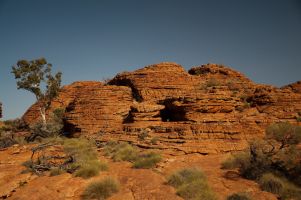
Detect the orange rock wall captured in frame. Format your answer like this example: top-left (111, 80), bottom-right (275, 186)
top-left (22, 63), bottom-right (301, 154)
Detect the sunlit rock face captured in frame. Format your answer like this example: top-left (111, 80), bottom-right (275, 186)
top-left (22, 63), bottom-right (301, 154)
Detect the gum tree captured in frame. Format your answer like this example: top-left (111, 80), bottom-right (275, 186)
top-left (11, 58), bottom-right (62, 125)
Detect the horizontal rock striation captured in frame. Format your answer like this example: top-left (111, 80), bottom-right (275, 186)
top-left (22, 63), bottom-right (301, 154)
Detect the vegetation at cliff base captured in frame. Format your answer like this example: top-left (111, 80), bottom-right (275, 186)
top-left (222, 122), bottom-right (301, 199)
top-left (104, 141), bottom-right (161, 169)
top-left (167, 168), bottom-right (217, 200)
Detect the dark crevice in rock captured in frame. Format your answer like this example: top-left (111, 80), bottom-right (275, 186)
top-left (159, 99), bottom-right (188, 122)
top-left (108, 78), bottom-right (143, 102)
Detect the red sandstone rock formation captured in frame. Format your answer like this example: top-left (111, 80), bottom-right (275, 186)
top-left (282, 80), bottom-right (301, 94)
top-left (22, 63), bottom-right (301, 154)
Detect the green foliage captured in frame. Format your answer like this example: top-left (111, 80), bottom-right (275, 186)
top-left (223, 122), bottom-right (301, 181)
top-left (222, 122), bottom-right (301, 199)
top-left (167, 168), bottom-right (206, 188)
top-left (11, 58), bottom-right (62, 127)
top-left (0, 118), bottom-right (28, 148)
top-left (259, 173), bottom-right (301, 200)
top-left (2, 118), bottom-right (28, 132)
top-left (266, 122), bottom-right (301, 146)
top-left (167, 168), bottom-right (217, 200)
top-left (63, 138), bottom-right (108, 178)
top-left (28, 109), bottom-right (64, 141)
top-left (81, 177), bottom-right (119, 200)
top-left (49, 167), bottom-right (65, 176)
top-left (104, 141), bottom-right (139, 162)
top-left (227, 192), bottom-right (251, 200)
top-left (259, 173), bottom-right (284, 195)
top-left (296, 116), bottom-right (301, 122)
top-left (104, 141), bottom-right (161, 169)
top-left (133, 152), bottom-right (162, 169)
top-left (221, 153), bottom-right (249, 170)
top-left (0, 136), bottom-right (17, 148)
top-left (11, 58), bottom-right (62, 103)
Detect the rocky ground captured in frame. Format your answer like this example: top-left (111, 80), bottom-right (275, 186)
top-left (0, 143), bottom-right (276, 200)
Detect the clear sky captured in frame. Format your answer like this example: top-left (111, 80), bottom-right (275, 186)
top-left (0, 0), bottom-right (301, 120)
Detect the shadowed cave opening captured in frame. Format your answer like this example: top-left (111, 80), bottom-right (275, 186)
top-left (160, 100), bottom-right (188, 122)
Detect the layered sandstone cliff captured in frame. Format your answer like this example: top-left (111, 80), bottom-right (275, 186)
top-left (22, 63), bottom-right (301, 154)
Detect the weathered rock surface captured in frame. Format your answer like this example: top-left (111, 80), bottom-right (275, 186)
top-left (282, 80), bottom-right (301, 94)
top-left (0, 144), bottom-right (277, 200)
top-left (22, 63), bottom-right (301, 154)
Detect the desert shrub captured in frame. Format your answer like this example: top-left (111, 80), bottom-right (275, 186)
top-left (81, 177), bottom-right (119, 200)
top-left (104, 141), bottom-right (138, 162)
top-left (133, 152), bottom-right (162, 169)
top-left (223, 122), bottom-right (301, 181)
top-left (0, 136), bottom-right (17, 148)
top-left (222, 122), bottom-right (301, 198)
top-left (259, 173), bottom-right (284, 195)
top-left (50, 167), bottom-right (65, 176)
top-left (28, 109), bottom-right (64, 141)
top-left (266, 122), bottom-right (301, 146)
top-left (259, 173), bottom-right (301, 200)
top-left (221, 151), bottom-right (265, 179)
top-left (227, 192), bottom-right (251, 200)
top-left (0, 118), bottom-right (29, 148)
top-left (167, 168), bottom-right (216, 200)
top-left (75, 160), bottom-right (108, 178)
top-left (3, 118), bottom-right (28, 132)
top-left (167, 168), bottom-right (206, 188)
top-left (221, 153), bottom-right (250, 170)
top-left (104, 142), bottom-right (161, 169)
top-left (63, 138), bottom-right (108, 178)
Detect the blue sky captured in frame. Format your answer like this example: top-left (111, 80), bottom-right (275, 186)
top-left (0, 0), bottom-right (301, 120)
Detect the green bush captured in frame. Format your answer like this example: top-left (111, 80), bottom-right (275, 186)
top-left (3, 118), bottom-right (28, 132)
top-left (133, 152), bottom-right (162, 169)
top-left (75, 160), bottom-right (108, 179)
top-left (167, 168), bottom-right (206, 188)
top-left (104, 142), bottom-right (138, 162)
top-left (50, 167), bottom-right (65, 176)
top-left (259, 173), bottom-right (301, 200)
top-left (222, 124), bottom-right (301, 180)
top-left (227, 192), bottom-right (251, 200)
top-left (81, 177), bottom-right (119, 200)
top-left (266, 122), bottom-right (301, 145)
top-left (104, 142), bottom-right (161, 169)
top-left (221, 153), bottom-right (249, 170)
top-left (28, 109), bottom-right (64, 141)
top-left (259, 173), bottom-right (284, 195)
top-left (63, 138), bottom-right (108, 178)
top-left (167, 168), bottom-right (216, 200)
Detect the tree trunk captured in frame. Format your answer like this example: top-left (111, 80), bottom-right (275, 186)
top-left (39, 107), bottom-right (47, 125)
